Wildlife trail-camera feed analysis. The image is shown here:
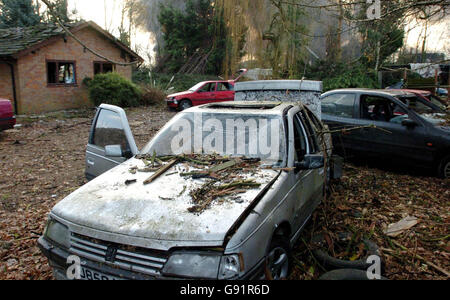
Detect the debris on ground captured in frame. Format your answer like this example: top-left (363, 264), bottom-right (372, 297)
top-left (292, 162), bottom-right (449, 281)
top-left (384, 216), bottom-right (420, 237)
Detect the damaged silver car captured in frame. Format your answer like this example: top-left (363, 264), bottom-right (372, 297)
top-left (39, 102), bottom-right (334, 280)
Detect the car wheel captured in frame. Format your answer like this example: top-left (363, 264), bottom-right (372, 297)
top-left (438, 155), bottom-right (450, 179)
top-left (179, 100), bottom-right (193, 111)
top-left (264, 237), bottom-right (291, 280)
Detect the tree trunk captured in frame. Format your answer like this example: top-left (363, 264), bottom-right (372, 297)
top-left (336, 0), bottom-right (343, 61)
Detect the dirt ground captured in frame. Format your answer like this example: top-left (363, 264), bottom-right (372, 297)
top-left (0, 106), bottom-right (448, 280)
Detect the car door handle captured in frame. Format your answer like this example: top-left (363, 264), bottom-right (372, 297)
top-left (87, 159), bottom-right (95, 166)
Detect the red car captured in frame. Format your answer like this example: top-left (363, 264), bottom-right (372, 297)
top-left (166, 69), bottom-right (247, 110)
top-left (0, 99), bottom-right (16, 131)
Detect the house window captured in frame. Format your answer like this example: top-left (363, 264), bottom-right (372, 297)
top-left (94, 62), bottom-right (115, 75)
top-left (47, 61), bottom-right (76, 85)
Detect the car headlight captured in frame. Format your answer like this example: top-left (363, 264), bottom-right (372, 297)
top-left (44, 219), bottom-right (70, 248)
top-left (162, 252), bottom-right (241, 279)
top-left (218, 255), bottom-right (241, 280)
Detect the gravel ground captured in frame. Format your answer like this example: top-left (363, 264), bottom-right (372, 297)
top-left (0, 106), bottom-right (448, 280)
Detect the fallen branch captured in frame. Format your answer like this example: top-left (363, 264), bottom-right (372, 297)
top-left (144, 159), bottom-right (178, 185)
top-left (218, 180), bottom-right (261, 190)
top-left (181, 160), bottom-right (239, 178)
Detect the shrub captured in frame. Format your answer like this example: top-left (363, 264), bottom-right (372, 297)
top-left (88, 73), bottom-right (142, 107)
top-left (139, 85), bottom-right (167, 106)
top-left (82, 76), bottom-right (92, 87)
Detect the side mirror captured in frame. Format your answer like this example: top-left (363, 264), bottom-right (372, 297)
top-left (105, 145), bottom-right (123, 157)
top-left (401, 119), bottom-right (417, 128)
top-left (295, 154), bottom-right (325, 170)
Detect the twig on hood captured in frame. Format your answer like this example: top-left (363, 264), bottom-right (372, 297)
top-left (143, 159), bottom-right (178, 185)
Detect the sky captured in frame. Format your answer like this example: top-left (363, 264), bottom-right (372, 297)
top-left (406, 17), bottom-right (450, 60)
top-left (67, 0), bottom-right (449, 64)
top-left (67, 0), bottom-right (154, 62)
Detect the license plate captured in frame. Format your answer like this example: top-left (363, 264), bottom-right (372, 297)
top-left (79, 267), bottom-right (123, 281)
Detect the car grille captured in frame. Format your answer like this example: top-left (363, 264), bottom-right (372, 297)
top-left (69, 233), bottom-right (168, 277)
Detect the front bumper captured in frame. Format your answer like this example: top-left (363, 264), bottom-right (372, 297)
top-left (38, 236), bottom-right (158, 280)
top-left (38, 236), bottom-right (264, 280)
top-left (0, 116), bottom-right (15, 130)
top-left (166, 99), bottom-right (178, 109)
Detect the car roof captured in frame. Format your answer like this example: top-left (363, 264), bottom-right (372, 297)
top-left (322, 88), bottom-right (416, 98)
top-left (198, 80), bottom-right (234, 84)
top-left (186, 101), bottom-right (296, 115)
top-left (390, 89), bottom-right (431, 95)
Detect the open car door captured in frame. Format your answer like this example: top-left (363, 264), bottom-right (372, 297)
top-left (232, 69), bottom-right (248, 82)
top-left (86, 104), bottom-right (139, 180)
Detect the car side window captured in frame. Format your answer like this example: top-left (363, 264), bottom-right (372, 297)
top-left (218, 82), bottom-right (232, 91)
top-left (321, 93), bottom-right (356, 118)
top-left (91, 109), bottom-right (130, 151)
top-left (293, 115), bottom-right (308, 161)
top-left (360, 95), bottom-right (408, 124)
top-left (297, 111), bottom-right (319, 154)
top-left (306, 110), bottom-right (325, 151)
top-left (397, 96), bottom-right (436, 114)
top-left (199, 83), bottom-right (216, 93)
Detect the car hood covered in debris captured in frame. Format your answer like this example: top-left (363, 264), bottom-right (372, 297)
top-left (52, 158), bottom-right (279, 247)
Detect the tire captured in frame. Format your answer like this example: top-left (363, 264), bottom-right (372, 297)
top-left (179, 100), bottom-right (193, 111)
top-left (264, 237), bottom-right (292, 280)
top-left (311, 233), bottom-right (384, 272)
top-left (319, 269), bottom-right (388, 281)
top-left (438, 155), bottom-right (450, 179)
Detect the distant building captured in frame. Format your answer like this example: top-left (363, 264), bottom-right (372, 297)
top-left (0, 21), bottom-right (143, 114)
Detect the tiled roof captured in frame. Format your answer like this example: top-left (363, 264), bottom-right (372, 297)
top-left (0, 23), bottom-right (80, 57)
top-left (0, 21), bottom-right (143, 62)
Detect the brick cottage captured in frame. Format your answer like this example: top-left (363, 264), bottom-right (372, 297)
top-left (0, 21), bottom-right (143, 114)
